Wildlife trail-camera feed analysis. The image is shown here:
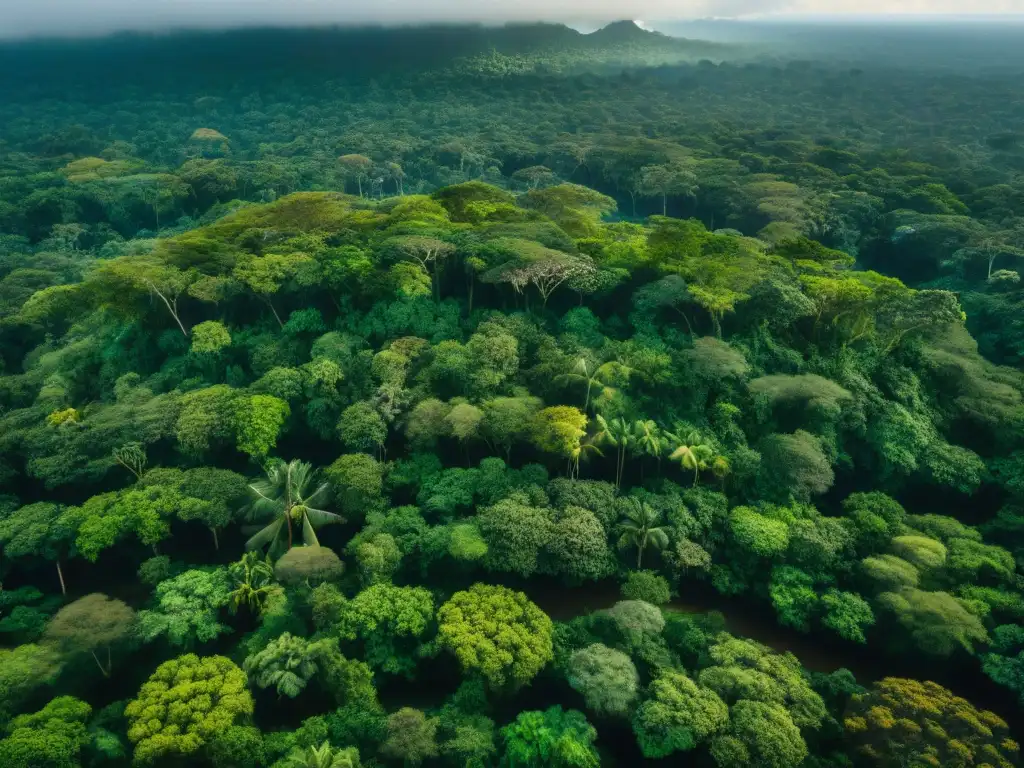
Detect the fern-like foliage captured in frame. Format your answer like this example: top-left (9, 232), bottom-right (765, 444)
top-left (243, 631), bottom-right (321, 698)
top-left (280, 742), bottom-right (361, 768)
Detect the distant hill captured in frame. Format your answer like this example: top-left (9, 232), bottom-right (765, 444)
top-left (587, 20), bottom-right (661, 43)
top-left (0, 22), bottom-right (730, 92)
top-left (449, 20), bottom-right (730, 77)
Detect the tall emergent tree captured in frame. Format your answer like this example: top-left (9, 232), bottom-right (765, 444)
top-left (245, 459), bottom-right (343, 554)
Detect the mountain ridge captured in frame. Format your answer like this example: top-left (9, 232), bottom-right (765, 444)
top-left (0, 20), bottom-right (730, 88)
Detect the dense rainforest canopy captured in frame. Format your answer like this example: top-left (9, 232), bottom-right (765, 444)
top-left (0, 19), bottom-right (1023, 768)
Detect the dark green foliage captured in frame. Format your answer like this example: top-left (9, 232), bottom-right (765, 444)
top-left (712, 700), bottom-right (807, 768)
top-left (0, 502), bottom-right (74, 594)
top-left (478, 496), bottom-right (551, 577)
top-left (138, 555), bottom-right (181, 587)
top-left (208, 725), bottom-right (266, 768)
top-left (337, 402), bottom-right (387, 454)
top-left (325, 706), bottom-right (387, 756)
top-left (758, 431), bottom-right (834, 501)
top-left (228, 551), bottom-right (277, 616)
top-left (325, 453), bottom-right (385, 518)
top-left (548, 478), bottom-right (618, 532)
top-left (142, 466), bottom-right (249, 549)
top-left (547, 505), bottom-right (615, 583)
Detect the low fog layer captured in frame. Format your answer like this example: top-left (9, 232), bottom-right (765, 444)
top-left (4, 0), bottom-right (1024, 39)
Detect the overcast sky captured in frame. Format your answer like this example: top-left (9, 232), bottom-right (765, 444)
top-left (2, 0), bottom-right (1023, 39)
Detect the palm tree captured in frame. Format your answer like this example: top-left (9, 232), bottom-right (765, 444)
top-left (594, 414), bottom-right (634, 488)
top-left (244, 460), bottom-right (343, 555)
top-left (669, 431), bottom-right (715, 487)
top-left (633, 420), bottom-right (663, 460)
top-left (633, 419), bottom-right (668, 477)
top-left (227, 551), bottom-right (276, 615)
top-left (569, 435), bottom-right (604, 480)
top-left (244, 632), bottom-right (321, 698)
top-left (711, 455), bottom-right (732, 490)
top-left (112, 442), bottom-right (147, 480)
top-left (617, 499), bottom-right (669, 569)
top-left (281, 742), bottom-right (359, 768)
top-left (556, 357), bottom-right (630, 411)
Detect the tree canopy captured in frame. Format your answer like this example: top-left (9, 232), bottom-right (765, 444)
top-left (0, 20), bottom-right (1021, 768)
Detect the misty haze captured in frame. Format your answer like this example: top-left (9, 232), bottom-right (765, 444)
top-left (4, 0), bottom-right (1024, 38)
top-left (0, 4), bottom-right (1023, 768)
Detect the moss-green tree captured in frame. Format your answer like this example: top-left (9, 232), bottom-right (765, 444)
top-left (567, 644), bottom-right (639, 717)
top-left (437, 584), bottom-right (553, 690)
top-left (42, 593), bottom-right (135, 677)
top-left (633, 669), bottom-right (728, 758)
top-left (124, 654), bottom-right (254, 765)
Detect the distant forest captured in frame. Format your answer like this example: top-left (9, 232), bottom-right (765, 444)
top-left (0, 20), bottom-right (1022, 768)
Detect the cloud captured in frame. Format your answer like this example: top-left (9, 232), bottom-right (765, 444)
top-left (1, 0), bottom-right (1023, 39)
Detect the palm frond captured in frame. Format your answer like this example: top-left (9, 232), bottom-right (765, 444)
top-left (572, 357), bottom-right (591, 375)
top-left (649, 529), bottom-right (670, 549)
top-left (301, 514), bottom-right (320, 547)
top-left (304, 507), bottom-right (344, 527)
top-left (245, 518), bottom-right (285, 551)
top-left (288, 460), bottom-right (316, 494)
top-left (670, 446), bottom-right (694, 466)
top-left (304, 481), bottom-right (331, 507)
top-left (247, 481), bottom-right (284, 517)
top-left (596, 360), bottom-right (631, 381)
top-left (262, 460), bottom-right (288, 488)
top-left (555, 373), bottom-right (587, 387)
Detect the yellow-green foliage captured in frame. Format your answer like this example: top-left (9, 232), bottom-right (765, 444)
top-left (190, 127), bottom-right (229, 142)
top-left (46, 408), bottom-right (80, 427)
top-left (437, 584), bottom-right (553, 689)
top-left (844, 677), bottom-right (1019, 768)
top-left (125, 654), bottom-right (253, 765)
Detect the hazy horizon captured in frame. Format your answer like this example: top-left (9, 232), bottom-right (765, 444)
top-left (3, 1), bottom-right (1024, 40)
